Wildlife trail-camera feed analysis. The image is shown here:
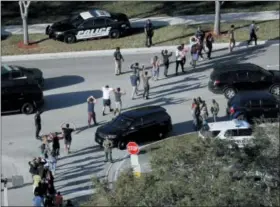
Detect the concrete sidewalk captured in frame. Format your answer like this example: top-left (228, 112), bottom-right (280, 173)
top-left (2, 40), bottom-right (279, 62)
top-left (1, 11), bottom-right (279, 35)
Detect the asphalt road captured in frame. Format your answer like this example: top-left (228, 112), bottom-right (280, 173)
top-left (1, 43), bottom-right (279, 206)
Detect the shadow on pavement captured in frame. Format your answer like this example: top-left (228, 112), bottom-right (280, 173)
top-left (44, 75), bottom-right (85, 91)
top-left (75, 121), bottom-right (106, 135)
top-left (58, 145), bottom-right (103, 161)
top-left (43, 90), bottom-right (102, 111)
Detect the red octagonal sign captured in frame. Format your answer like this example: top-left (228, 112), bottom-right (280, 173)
top-left (127, 142), bottom-right (139, 155)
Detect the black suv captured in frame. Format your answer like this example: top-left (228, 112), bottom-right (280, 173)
top-left (95, 106), bottom-right (172, 149)
top-left (226, 91), bottom-right (280, 122)
top-left (2, 64), bottom-right (44, 88)
top-left (208, 63), bottom-right (280, 99)
top-left (46, 9), bottom-right (131, 43)
top-left (2, 83), bottom-right (44, 114)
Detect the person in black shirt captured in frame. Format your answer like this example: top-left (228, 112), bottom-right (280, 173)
top-left (144, 19), bottom-right (154, 47)
top-left (61, 123), bottom-right (76, 154)
top-left (51, 133), bottom-right (60, 158)
top-left (205, 33), bottom-right (214, 59)
top-left (113, 47), bottom-right (124, 75)
top-left (34, 111), bottom-right (42, 139)
top-left (161, 50), bottom-right (172, 77)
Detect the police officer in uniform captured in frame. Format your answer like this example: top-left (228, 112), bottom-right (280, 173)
top-left (210, 99), bottom-right (220, 122)
top-left (34, 111), bottom-right (42, 139)
top-left (103, 137), bottom-right (113, 163)
top-left (144, 19), bottom-right (154, 47)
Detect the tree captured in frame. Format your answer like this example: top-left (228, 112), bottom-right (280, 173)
top-left (87, 128), bottom-right (280, 207)
top-left (19, 1), bottom-right (31, 45)
top-left (214, 1), bottom-right (221, 35)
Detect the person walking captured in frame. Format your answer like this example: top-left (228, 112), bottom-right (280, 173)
top-left (102, 85), bottom-right (114, 116)
top-left (181, 43), bottom-right (188, 67)
top-left (51, 132), bottom-right (60, 158)
top-left (206, 33), bottom-right (214, 59)
top-left (87, 96), bottom-right (97, 127)
top-left (40, 136), bottom-right (50, 159)
top-left (141, 69), bottom-right (151, 100)
top-left (190, 43), bottom-right (199, 68)
top-left (54, 192), bottom-right (63, 207)
top-left (113, 87), bottom-right (126, 116)
top-left (47, 152), bottom-right (57, 176)
top-left (161, 49), bottom-right (172, 77)
top-left (195, 26), bottom-right (205, 45)
top-left (55, 192), bottom-right (64, 207)
top-left (197, 97), bottom-right (204, 110)
top-left (113, 47), bottom-right (124, 75)
top-left (144, 19), bottom-right (154, 47)
top-left (130, 70), bottom-right (140, 100)
top-left (151, 55), bottom-right (161, 81)
top-left (175, 45), bottom-right (185, 75)
top-left (61, 123), bottom-right (76, 154)
top-left (210, 99), bottom-right (220, 122)
top-left (200, 101), bottom-right (209, 122)
top-left (247, 21), bottom-right (258, 46)
top-left (103, 137), bottom-right (113, 163)
top-left (33, 191), bottom-right (44, 207)
top-left (32, 174), bottom-right (41, 194)
top-left (228, 25), bottom-right (236, 53)
top-left (35, 111), bottom-right (42, 139)
top-left (191, 98), bottom-right (201, 131)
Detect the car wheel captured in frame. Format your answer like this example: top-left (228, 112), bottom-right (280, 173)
top-left (270, 85), bottom-right (280, 96)
top-left (224, 87), bottom-right (236, 99)
top-left (45, 25), bottom-right (50, 35)
top-left (109, 30), bottom-right (120, 39)
top-left (21, 103), bottom-right (34, 114)
top-left (64, 34), bottom-right (76, 44)
top-left (118, 140), bottom-right (127, 150)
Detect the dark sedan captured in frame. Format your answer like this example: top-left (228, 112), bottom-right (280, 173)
top-left (1, 64), bottom-right (44, 87)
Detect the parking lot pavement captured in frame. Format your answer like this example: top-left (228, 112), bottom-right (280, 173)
top-left (1, 43), bottom-right (279, 205)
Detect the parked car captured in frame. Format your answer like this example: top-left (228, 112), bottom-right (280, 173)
top-left (198, 119), bottom-right (254, 148)
top-left (226, 91), bottom-right (280, 122)
top-left (1, 64), bottom-right (44, 88)
top-left (95, 106), bottom-right (172, 149)
top-left (46, 9), bottom-right (131, 43)
top-left (1, 83), bottom-right (44, 114)
top-left (208, 63), bottom-right (280, 99)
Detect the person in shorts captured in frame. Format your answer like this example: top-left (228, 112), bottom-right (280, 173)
top-left (228, 25), bottom-right (236, 52)
top-left (113, 87), bottom-right (126, 116)
top-left (61, 123), bottom-right (76, 154)
top-left (102, 85), bottom-right (114, 116)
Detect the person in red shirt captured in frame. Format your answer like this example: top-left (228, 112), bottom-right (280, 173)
top-left (55, 191), bottom-right (63, 207)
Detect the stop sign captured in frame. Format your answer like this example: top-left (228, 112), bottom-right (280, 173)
top-left (127, 142), bottom-right (139, 155)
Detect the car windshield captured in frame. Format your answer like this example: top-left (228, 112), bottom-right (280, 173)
top-left (69, 15), bottom-right (84, 27)
top-left (1, 65), bottom-right (19, 75)
top-left (111, 116), bottom-right (133, 129)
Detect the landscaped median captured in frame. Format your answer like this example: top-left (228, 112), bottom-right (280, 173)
top-left (2, 19), bottom-right (279, 56)
top-left (84, 123), bottom-right (280, 207)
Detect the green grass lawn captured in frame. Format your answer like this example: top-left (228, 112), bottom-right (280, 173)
top-left (2, 19), bottom-right (279, 56)
top-left (1, 1), bottom-right (279, 25)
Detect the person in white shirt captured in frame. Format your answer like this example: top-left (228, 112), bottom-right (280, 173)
top-left (102, 85), bottom-right (114, 116)
top-left (175, 45), bottom-right (185, 76)
top-left (247, 21), bottom-right (259, 46)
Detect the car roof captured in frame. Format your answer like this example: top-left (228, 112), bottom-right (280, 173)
top-left (80, 9), bottom-right (111, 20)
top-left (208, 119), bottom-right (251, 131)
top-left (212, 63), bottom-right (266, 75)
top-left (121, 106), bottom-right (166, 119)
top-left (230, 91), bottom-right (277, 104)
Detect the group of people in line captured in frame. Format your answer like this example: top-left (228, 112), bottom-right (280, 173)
top-left (32, 113), bottom-right (77, 206)
top-left (191, 97), bottom-right (220, 131)
top-left (29, 156), bottom-right (73, 207)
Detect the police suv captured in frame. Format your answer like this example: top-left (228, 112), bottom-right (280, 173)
top-left (198, 119), bottom-right (254, 148)
top-left (46, 9), bottom-right (131, 43)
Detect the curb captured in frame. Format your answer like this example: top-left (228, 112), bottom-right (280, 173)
top-left (2, 40), bottom-right (279, 62)
top-left (107, 131), bottom-right (198, 185)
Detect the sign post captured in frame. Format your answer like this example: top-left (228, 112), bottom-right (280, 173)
top-left (127, 142), bottom-right (141, 177)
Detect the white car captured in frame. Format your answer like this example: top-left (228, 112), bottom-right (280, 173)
top-left (198, 119), bottom-right (254, 148)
